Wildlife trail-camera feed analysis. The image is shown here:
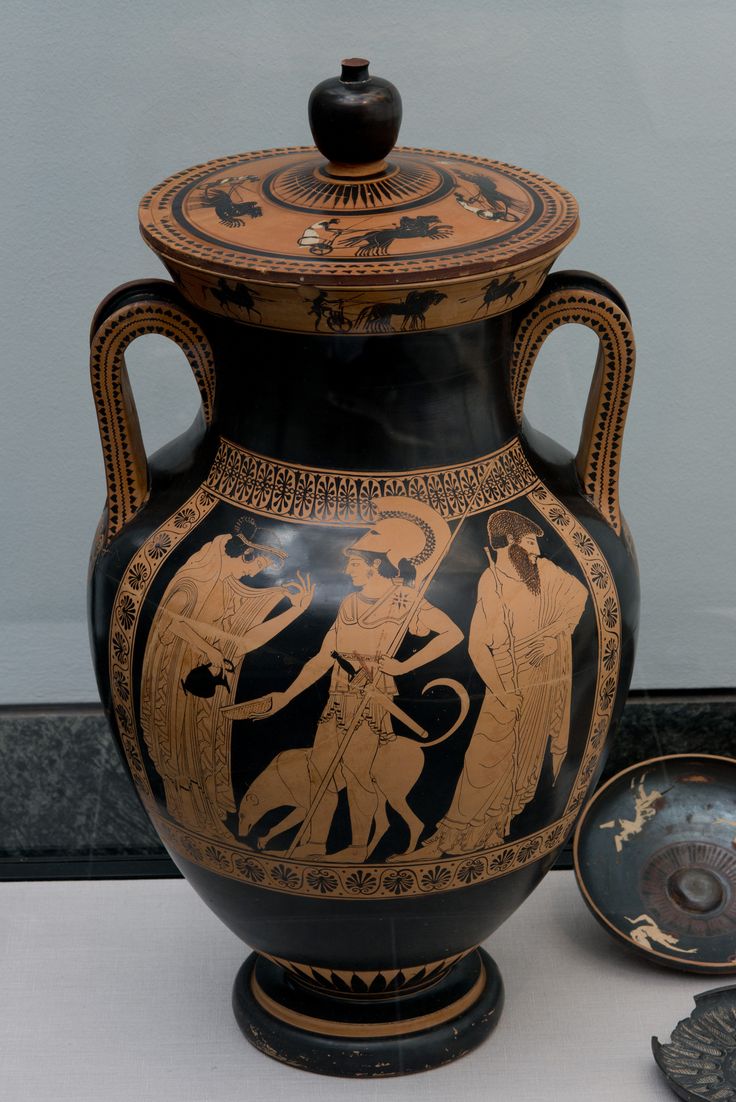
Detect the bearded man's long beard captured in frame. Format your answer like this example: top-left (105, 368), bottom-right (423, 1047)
top-left (509, 543), bottom-right (541, 594)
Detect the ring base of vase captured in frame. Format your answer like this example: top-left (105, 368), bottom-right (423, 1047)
top-left (232, 946), bottom-right (503, 1078)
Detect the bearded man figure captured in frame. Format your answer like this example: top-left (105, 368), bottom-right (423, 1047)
top-left (420, 508), bottom-right (588, 857)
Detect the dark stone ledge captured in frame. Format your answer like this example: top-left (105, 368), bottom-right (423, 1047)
top-left (0, 692), bottom-right (733, 879)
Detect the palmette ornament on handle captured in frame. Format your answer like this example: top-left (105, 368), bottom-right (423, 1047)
top-left (88, 58), bottom-right (639, 1077)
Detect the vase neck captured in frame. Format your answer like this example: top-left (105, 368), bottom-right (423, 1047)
top-left (207, 317), bottom-right (518, 471)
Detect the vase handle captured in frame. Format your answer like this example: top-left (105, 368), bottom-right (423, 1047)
top-left (510, 270), bottom-right (635, 535)
top-left (89, 279), bottom-right (215, 545)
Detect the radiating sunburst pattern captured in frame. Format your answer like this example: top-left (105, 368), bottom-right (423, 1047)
top-left (641, 842), bottom-right (736, 938)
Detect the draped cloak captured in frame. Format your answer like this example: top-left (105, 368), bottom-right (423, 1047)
top-left (432, 557), bottom-right (588, 853)
top-left (140, 535), bottom-right (284, 838)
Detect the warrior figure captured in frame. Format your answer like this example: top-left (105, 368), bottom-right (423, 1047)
top-left (237, 497), bottom-right (464, 862)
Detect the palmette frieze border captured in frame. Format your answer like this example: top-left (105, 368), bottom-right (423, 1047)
top-left (108, 449), bottom-right (620, 899)
top-left (107, 486), bottom-right (220, 802)
top-left (205, 436), bottom-right (538, 524)
top-left (149, 804), bottom-right (578, 900)
top-left (528, 484), bottom-right (622, 821)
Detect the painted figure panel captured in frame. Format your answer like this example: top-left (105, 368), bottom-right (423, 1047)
top-left (109, 448), bottom-right (618, 900)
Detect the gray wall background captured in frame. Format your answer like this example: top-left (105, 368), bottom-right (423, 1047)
top-left (2, 0), bottom-right (734, 703)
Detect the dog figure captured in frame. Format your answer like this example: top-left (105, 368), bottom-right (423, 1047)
top-left (238, 738), bottom-right (426, 858)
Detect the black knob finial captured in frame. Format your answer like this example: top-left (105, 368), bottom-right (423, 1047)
top-left (308, 59), bottom-right (402, 175)
top-left (340, 57), bottom-right (370, 82)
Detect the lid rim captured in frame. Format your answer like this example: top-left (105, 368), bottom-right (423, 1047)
top-left (140, 144), bottom-right (578, 287)
top-left (141, 219), bottom-right (579, 289)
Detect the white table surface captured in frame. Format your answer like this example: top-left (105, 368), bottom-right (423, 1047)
top-left (0, 870), bottom-right (712, 1101)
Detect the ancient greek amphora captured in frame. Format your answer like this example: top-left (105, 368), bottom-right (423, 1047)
top-left (88, 60), bottom-right (638, 1076)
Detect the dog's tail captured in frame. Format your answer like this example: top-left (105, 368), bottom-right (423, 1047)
top-left (417, 679), bottom-right (470, 747)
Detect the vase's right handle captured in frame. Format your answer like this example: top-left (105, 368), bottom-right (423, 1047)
top-left (510, 270), bottom-right (636, 535)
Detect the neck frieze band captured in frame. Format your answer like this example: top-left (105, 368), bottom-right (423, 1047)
top-left (205, 436), bottom-right (537, 523)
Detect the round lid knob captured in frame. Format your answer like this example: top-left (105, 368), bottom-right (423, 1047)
top-left (308, 58), bottom-right (402, 177)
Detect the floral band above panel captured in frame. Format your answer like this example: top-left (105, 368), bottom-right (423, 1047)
top-left (205, 437), bottom-right (538, 523)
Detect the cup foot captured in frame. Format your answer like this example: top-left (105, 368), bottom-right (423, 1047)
top-left (232, 946), bottom-right (503, 1078)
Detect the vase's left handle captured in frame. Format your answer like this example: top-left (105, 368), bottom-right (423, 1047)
top-left (90, 279), bottom-right (216, 546)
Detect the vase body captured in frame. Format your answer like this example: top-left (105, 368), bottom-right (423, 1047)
top-left (89, 273), bottom-right (637, 1053)
top-left (88, 64), bottom-right (638, 1073)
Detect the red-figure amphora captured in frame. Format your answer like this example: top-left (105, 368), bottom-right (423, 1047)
top-left (88, 60), bottom-right (638, 1075)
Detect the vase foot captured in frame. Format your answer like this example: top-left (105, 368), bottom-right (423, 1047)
top-left (232, 946), bottom-right (503, 1078)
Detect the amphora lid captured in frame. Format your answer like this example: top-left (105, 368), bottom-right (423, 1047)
top-left (140, 59), bottom-right (579, 333)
